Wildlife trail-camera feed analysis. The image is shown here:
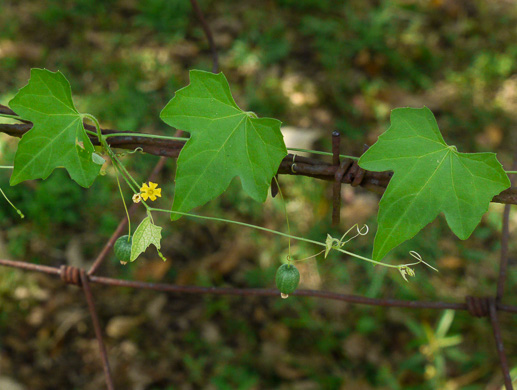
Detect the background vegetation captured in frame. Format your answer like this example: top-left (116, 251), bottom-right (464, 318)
top-left (0, 0), bottom-right (516, 388)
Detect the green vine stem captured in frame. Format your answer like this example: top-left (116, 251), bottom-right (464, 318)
top-left (148, 207), bottom-right (434, 272)
top-left (82, 114), bottom-right (105, 147)
top-left (0, 187), bottom-right (24, 218)
top-left (84, 129), bottom-right (98, 138)
top-left (114, 169), bottom-right (131, 239)
top-left (108, 151), bottom-right (141, 191)
top-left (273, 176), bottom-right (292, 262)
top-left (5, 116), bottom-right (517, 172)
top-left (104, 132), bottom-right (189, 142)
top-left (81, 113), bottom-right (157, 222)
top-left (82, 114), bottom-right (141, 192)
top-left (84, 130), bottom-right (362, 161)
top-left (0, 113), bottom-right (22, 121)
top-left (0, 166), bottom-right (13, 169)
top-left (291, 249), bottom-right (326, 263)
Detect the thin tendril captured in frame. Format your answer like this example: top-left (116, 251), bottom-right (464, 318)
top-left (114, 169), bottom-right (131, 238)
top-left (109, 152), bottom-right (141, 190)
top-left (104, 132), bottom-right (189, 142)
top-left (150, 207), bottom-right (429, 271)
top-left (0, 187), bottom-right (24, 218)
top-left (80, 128), bottom-right (364, 161)
top-left (292, 250), bottom-right (326, 263)
top-left (77, 114), bottom-right (430, 274)
top-left (273, 176), bottom-right (292, 262)
top-left (115, 147), bottom-right (143, 157)
top-left (340, 224), bottom-right (369, 245)
top-left (406, 251), bottom-right (438, 272)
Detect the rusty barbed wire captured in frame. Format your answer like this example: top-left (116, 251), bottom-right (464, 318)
top-left (0, 141), bottom-right (516, 388)
top-left (2, 107), bottom-right (517, 207)
top-left (1, 116), bottom-right (516, 389)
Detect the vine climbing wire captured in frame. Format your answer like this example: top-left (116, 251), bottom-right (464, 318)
top-left (0, 134), bottom-right (516, 388)
top-left (2, 104), bottom-right (517, 206)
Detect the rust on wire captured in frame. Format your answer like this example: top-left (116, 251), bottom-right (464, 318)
top-left (335, 159), bottom-right (353, 185)
top-left (2, 258), bottom-right (517, 315)
top-left (80, 270), bottom-right (115, 390)
top-left (0, 122), bottom-right (515, 388)
top-left (60, 265), bottom-right (82, 286)
top-left (0, 258), bottom-right (60, 275)
top-left (465, 296), bottom-right (490, 318)
top-left (488, 298), bottom-right (514, 390)
top-left (0, 257), bottom-right (516, 388)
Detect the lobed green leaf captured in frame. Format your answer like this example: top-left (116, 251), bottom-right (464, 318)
top-left (9, 69), bottom-right (102, 188)
top-left (160, 70), bottom-right (287, 220)
top-left (359, 107), bottom-right (510, 260)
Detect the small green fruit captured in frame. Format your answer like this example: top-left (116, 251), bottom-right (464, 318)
top-left (114, 235), bottom-right (132, 264)
top-left (275, 263), bottom-right (300, 296)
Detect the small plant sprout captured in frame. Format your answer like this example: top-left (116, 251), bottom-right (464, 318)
top-left (115, 146), bottom-right (143, 158)
top-left (398, 265), bottom-right (416, 282)
top-left (324, 224), bottom-right (369, 258)
top-left (140, 182), bottom-right (162, 201)
top-left (398, 251), bottom-right (438, 282)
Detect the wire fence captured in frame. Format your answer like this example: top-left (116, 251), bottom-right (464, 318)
top-left (0, 1), bottom-right (516, 388)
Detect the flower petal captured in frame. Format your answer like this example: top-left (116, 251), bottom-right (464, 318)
top-left (149, 182), bottom-right (158, 190)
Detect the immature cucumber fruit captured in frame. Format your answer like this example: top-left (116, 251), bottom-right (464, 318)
top-left (114, 235), bottom-right (132, 264)
top-left (275, 263), bottom-right (300, 297)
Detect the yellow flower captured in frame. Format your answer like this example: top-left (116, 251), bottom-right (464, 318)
top-left (140, 181), bottom-right (162, 201)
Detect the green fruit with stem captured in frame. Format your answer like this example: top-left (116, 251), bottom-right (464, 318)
top-left (275, 263), bottom-right (300, 297)
top-left (114, 235), bottom-right (132, 264)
